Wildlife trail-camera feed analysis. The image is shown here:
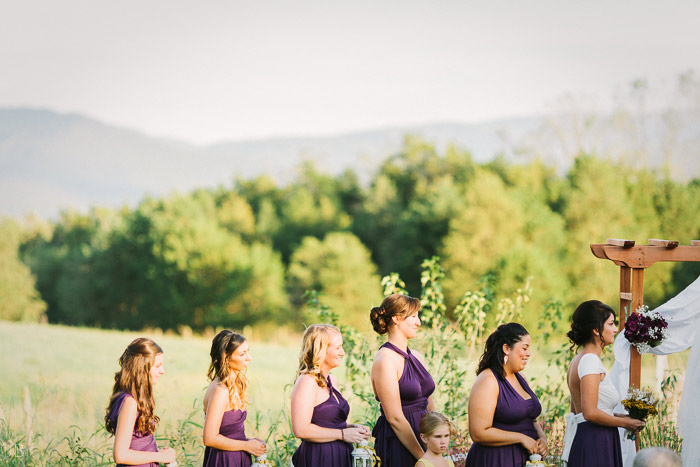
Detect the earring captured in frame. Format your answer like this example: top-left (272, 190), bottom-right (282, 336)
top-left (504, 355), bottom-right (509, 365)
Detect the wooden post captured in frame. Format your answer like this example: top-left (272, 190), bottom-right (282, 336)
top-left (630, 268), bottom-right (644, 390)
top-left (619, 266), bottom-right (631, 330)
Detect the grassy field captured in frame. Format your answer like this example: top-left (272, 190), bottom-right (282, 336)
top-left (0, 321), bottom-right (688, 464)
top-left (0, 321), bottom-right (302, 444)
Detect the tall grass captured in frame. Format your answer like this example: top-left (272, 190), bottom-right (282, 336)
top-left (1, 302), bottom-right (688, 465)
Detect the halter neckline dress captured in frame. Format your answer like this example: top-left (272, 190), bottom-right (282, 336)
top-left (292, 376), bottom-right (353, 467)
top-left (465, 371), bottom-right (542, 467)
top-left (372, 342), bottom-right (436, 467)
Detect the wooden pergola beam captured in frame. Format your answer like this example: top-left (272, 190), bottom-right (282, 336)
top-left (590, 244), bottom-right (700, 268)
top-left (591, 239), bottom-right (700, 390)
top-left (592, 238), bottom-right (700, 452)
top-left (648, 238), bottom-right (679, 248)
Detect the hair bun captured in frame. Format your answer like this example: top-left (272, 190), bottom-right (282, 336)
top-left (369, 306), bottom-right (388, 335)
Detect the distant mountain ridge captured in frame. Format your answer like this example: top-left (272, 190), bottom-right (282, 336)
top-left (0, 108), bottom-right (541, 219)
top-left (1, 107), bottom-right (697, 220)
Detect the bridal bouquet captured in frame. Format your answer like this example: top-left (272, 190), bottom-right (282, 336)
top-left (621, 387), bottom-right (658, 440)
top-left (623, 304), bottom-right (669, 353)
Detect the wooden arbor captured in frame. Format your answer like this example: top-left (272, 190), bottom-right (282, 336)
top-left (590, 238), bottom-right (700, 389)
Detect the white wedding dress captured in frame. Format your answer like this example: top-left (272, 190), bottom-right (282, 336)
top-left (610, 274), bottom-right (700, 466)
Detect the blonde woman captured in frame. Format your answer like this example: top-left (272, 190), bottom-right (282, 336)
top-left (291, 324), bottom-right (370, 467)
top-left (105, 338), bottom-right (177, 467)
top-left (203, 330), bottom-right (266, 467)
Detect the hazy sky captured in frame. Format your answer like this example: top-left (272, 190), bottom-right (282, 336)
top-left (2, 0), bottom-right (699, 144)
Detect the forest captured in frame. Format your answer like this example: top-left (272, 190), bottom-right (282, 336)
top-left (3, 137), bottom-right (700, 334)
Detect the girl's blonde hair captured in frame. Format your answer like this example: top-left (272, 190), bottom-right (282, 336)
top-left (419, 411), bottom-right (457, 438)
top-left (295, 324), bottom-right (341, 388)
top-left (105, 338), bottom-right (162, 435)
top-left (208, 330), bottom-right (249, 411)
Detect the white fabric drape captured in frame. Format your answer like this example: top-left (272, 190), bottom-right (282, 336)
top-left (610, 274), bottom-right (700, 466)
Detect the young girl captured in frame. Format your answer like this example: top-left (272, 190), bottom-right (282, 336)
top-left (415, 412), bottom-right (456, 467)
top-left (202, 330), bottom-right (266, 467)
top-left (105, 337), bottom-right (177, 467)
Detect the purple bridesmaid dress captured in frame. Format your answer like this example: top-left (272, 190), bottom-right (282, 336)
top-left (372, 342), bottom-right (436, 467)
top-left (292, 376), bottom-right (353, 467)
top-left (465, 372), bottom-right (542, 467)
top-left (107, 393), bottom-right (159, 467)
top-left (203, 409), bottom-right (252, 467)
top-left (566, 422), bottom-right (623, 467)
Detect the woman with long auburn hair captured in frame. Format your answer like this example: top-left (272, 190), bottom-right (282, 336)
top-left (202, 330), bottom-right (266, 467)
top-left (370, 294), bottom-right (436, 467)
top-left (105, 337), bottom-right (176, 467)
top-left (291, 323), bottom-right (370, 467)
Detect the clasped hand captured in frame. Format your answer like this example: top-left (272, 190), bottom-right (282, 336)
top-left (246, 438), bottom-right (267, 457)
top-left (344, 424), bottom-right (371, 443)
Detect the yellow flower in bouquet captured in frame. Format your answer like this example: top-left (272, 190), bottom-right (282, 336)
top-left (621, 387), bottom-right (659, 440)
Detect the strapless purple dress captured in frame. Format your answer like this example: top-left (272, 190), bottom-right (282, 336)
top-left (203, 409), bottom-right (252, 467)
top-left (372, 342), bottom-right (436, 467)
top-left (107, 393), bottom-right (159, 467)
top-left (465, 371), bottom-right (542, 467)
top-left (292, 376), bottom-right (353, 467)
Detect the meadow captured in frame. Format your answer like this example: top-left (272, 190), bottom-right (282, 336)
top-left (0, 319), bottom-right (687, 466)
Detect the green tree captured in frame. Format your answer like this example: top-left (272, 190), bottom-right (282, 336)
top-left (440, 168), bottom-right (569, 329)
top-left (353, 138), bottom-right (475, 293)
top-left (287, 232), bottom-right (382, 330)
top-left (0, 219), bottom-right (47, 321)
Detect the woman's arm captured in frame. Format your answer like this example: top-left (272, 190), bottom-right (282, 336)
top-left (580, 374), bottom-right (643, 431)
top-left (203, 385), bottom-right (265, 456)
top-left (532, 418), bottom-right (548, 456)
top-left (291, 375), bottom-right (366, 443)
top-left (467, 371), bottom-right (537, 454)
top-left (372, 353), bottom-right (424, 459)
top-left (113, 396), bottom-right (176, 465)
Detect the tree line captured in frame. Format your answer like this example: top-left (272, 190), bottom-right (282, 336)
top-left (2, 138), bottom-right (699, 333)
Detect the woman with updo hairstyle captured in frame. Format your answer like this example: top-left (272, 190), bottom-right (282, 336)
top-left (562, 300), bottom-right (643, 467)
top-left (370, 294), bottom-right (436, 467)
top-left (202, 330), bottom-right (266, 466)
top-left (465, 323), bottom-right (547, 467)
top-left (291, 324), bottom-right (370, 467)
top-left (105, 337), bottom-right (177, 467)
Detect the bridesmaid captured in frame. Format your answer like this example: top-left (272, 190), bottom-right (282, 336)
top-left (105, 337), bottom-right (177, 467)
top-left (202, 330), bottom-right (266, 467)
top-left (466, 323), bottom-right (547, 467)
top-left (563, 301), bottom-right (643, 466)
top-left (370, 294), bottom-right (436, 466)
top-left (291, 324), bottom-right (370, 467)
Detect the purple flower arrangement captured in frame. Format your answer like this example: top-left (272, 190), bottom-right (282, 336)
top-left (624, 305), bottom-right (669, 353)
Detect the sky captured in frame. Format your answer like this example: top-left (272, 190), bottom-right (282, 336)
top-left (2, 0), bottom-right (700, 145)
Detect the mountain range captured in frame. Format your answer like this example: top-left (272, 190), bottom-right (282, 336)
top-left (1, 107), bottom-right (697, 220)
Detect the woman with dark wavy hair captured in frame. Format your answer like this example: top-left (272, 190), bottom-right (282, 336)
top-left (465, 323), bottom-right (546, 467)
top-left (202, 330), bottom-right (266, 467)
top-left (370, 294), bottom-right (436, 467)
top-left (105, 338), bottom-right (176, 467)
top-left (562, 300), bottom-right (643, 467)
